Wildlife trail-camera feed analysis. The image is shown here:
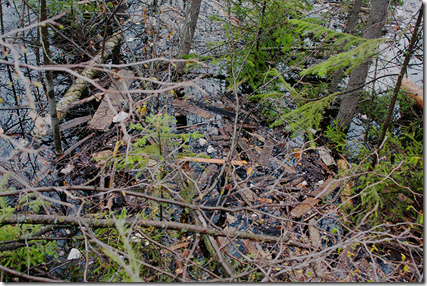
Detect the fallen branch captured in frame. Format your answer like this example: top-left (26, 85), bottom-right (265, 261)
top-left (179, 156), bottom-right (248, 165)
top-left (0, 214), bottom-right (314, 250)
top-left (0, 185), bottom-right (300, 214)
top-left (56, 32), bottom-right (123, 120)
top-left (56, 92), bottom-right (104, 111)
top-left (0, 264), bottom-right (65, 282)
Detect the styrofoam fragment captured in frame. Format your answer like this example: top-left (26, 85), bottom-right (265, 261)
top-left (113, 111), bottom-right (129, 123)
top-left (67, 248), bottom-right (82, 260)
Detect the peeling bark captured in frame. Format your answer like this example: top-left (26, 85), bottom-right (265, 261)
top-left (56, 33), bottom-right (123, 119)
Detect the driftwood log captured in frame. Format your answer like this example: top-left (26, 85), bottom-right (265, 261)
top-left (56, 32), bottom-right (123, 120)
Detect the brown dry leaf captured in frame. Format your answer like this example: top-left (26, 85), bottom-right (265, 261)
top-left (259, 198), bottom-right (273, 204)
top-left (60, 164), bottom-right (74, 174)
top-left (93, 150), bottom-right (113, 168)
top-left (160, 242), bottom-right (190, 255)
top-left (246, 166), bottom-right (253, 176)
top-left (93, 150), bottom-right (113, 159)
top-left (291, 178), bottom-right (339, 218)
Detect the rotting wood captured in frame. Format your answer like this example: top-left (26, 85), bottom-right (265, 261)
top-left (219, 127), bottom-right (230, 140)
top-left (318, 147), bottom-right (336, 166)
top-left (307, 218), bottom-right (328, 280)
top-left (270, 157), bottom-right (297, 174)
top-left (337, 159), bottom-right (353, 211)
top-left (235, 137), bottom-right (258, 162)
top-left (247, 131), bottom-right (266, 143)
top-left (57, 92), bottom-right (104, 111)
top-left (308, 218), bottom-right (321, 248)
top-left (197, 164), bottom-right (219, 198)
top-left (291, 178), bottom-right (339, 218)
top-left (258, 139), bottom-right (274, 166)
top-left (242, 239), bottom-right (272, 263)
top-left (56, 32), bottom-right (123, 119)
top-left (234, 173), bottom-right (259, 206)
top-left (216, 226), bottom-right (238, 257)
top-left (160, 241), bottom-right (191, 255)
top-left (222, 119), bottom-right (259, 164)
top-left (193, 209), bottom-right (235, 277)
top-left (401, 77), bottom-right (423, 110)
top-left (171, 99), bottom-right (214, 121)
top-left (46, 115), bottom-right (92, 135)
top-left (88, 70), bottom-right (135, 131)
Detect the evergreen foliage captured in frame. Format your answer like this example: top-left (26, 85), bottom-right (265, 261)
top-left (212, 0), bottom-right (385, 138)
top-left (116, 114), bottom-right (202, 176)
top-left (0, 177), bottom-right (58, 281)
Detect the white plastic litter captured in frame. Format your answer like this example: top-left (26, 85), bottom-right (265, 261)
top-left (207, 145), bottom-right (215, 154)
top-left (113, 111), bottom-right (129, 123)
top-left (130, 233), bottom-right (144, 243)
top-left (199, 138), bottom-right (208, 147)
top-left (67, 248), bottom-right (82, 260)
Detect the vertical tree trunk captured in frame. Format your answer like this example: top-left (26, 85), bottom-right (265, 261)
top-left (176, 0), bottom-right (202, 74)
top-left (40, 0), bottom-right (62, 154)
top-left (371, 4), bottom-right (423, 169)
top-left (335, 0), bottom-right (391, 132)
top-left (328, 0), bottom-right (364, 93)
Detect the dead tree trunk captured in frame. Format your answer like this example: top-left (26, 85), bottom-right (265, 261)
top-left (40, 0), bottom-right (62, 154)
top-left (335, 0), bottom-right (391, 132)
top-left (176, 0), bottom-right (202, 74)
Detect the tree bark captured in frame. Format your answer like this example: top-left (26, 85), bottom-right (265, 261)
top-left (40, 0), bottom-right (62, 154)
top-left (336, 0), bottom-right (391, 132)
top-left (329, 0), bottom-right (364, 93)
top-left (176, 0), bottom-right (202, 74)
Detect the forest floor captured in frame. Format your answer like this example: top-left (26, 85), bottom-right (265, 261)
top-left (0, 0), bottom-right (422, 282)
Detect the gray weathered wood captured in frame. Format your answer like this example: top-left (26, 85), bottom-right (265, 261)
top-left (88, 70), bottom-right (135, 131)
top-left (56, 33), bottom-right (123, 119)
top-left (171, 99), bottom-right (214, 121)
top-left (258, 139), bottom-right (274, 166)
top-left (222, 120), bottom-right (259, 164)
top-left (46, 115), bottom-right (92, 135)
